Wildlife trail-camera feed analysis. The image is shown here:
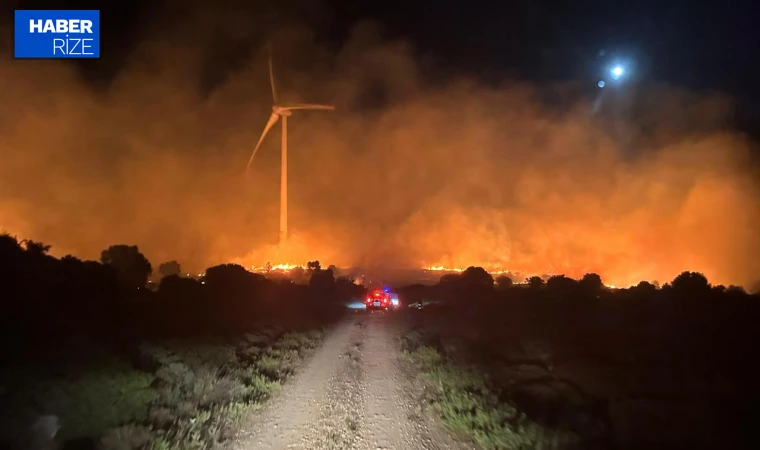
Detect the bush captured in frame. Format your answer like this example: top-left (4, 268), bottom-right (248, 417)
top-left (408, 346), bottom-right (577, 450)
top-left (244, 372), bottom-right (281, 402)
top-left (1, 361), bottom-right (156, 441)
top-left (151, 402), bottom-right (252, 449)
top-left (407, 345), bottom-right (443, 369)
top-left (255, 356), bottom-right (283, 381)
top-left (101, 424), bottom-right (154, 450)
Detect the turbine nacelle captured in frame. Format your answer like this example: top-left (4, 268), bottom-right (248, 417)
top-left (246, 44), bottom-right (335, 175)
top-left (273, 105), bottom-right (292, 116)
top-left (273, 104), bottom-right (335, 117)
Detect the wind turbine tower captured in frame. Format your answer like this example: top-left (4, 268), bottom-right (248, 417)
top-left (246, 44), bottom-right (334, 249)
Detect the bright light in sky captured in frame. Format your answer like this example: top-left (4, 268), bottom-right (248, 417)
top-left (611, 65), bottom-right (624, 79)
top-left (597, 80), bottom-right (605, 88)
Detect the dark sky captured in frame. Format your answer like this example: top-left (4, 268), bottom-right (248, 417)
top-left (5, 0), bottom-right (760, 133)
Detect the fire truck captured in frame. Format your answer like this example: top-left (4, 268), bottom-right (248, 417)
top-left (365, 287), bottom-right (400, 310)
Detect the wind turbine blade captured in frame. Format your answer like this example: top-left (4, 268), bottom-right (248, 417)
top-left (246, 112), bottom-right (280, 174)
top-left (281, 103), bottom-right (335, 111)
top-left (268, 42), bottom-right (278, 103)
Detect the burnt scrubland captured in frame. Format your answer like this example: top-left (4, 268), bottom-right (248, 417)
top-left (0, 234), bottom-right (361, 450)
top-left (400, 268), bottom-right (760, 450)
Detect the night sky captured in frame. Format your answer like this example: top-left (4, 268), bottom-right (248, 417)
top-left (4, 0), bottom-right (760, 135)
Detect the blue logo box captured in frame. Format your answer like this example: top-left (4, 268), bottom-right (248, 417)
top-left (14, 10), bottom-right (100, 59)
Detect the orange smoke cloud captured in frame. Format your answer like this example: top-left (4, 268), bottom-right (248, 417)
top-left (1, 10), bottom-right (759, 289)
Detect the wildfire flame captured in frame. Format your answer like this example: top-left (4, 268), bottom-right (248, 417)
top-left (250, 263), bottom-right (306, 273)
top-left (424, 265), bottom-right (464, 272)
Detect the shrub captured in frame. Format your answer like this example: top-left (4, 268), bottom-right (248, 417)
top-left (407, 345), bottom-right (443, 369)
top-left (151, 402), bottom-right (253, 449)
top-left (409, 345), bottom-right (577, 450)
top-left (101, 424), bottom-right (154, 450)
top-left (1, 362), bottom-right (156, 441)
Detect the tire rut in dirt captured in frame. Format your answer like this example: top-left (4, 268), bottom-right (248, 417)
top-left (359, 313), bottom-right (415, 449)
top-left (233, 318), bottom-right (359, 449)
top-left (357, 312), bottom-right (472, 450)
top-left (294, 320), bottom-right (366, 449)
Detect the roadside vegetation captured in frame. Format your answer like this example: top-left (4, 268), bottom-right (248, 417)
top-left (399, 267), bottom-right (760, 449)
top-left (0, 233), bottom-right (363, 449)
top-left (402, 332), bottom-right (578, 450)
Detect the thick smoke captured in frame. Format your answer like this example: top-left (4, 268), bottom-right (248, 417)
top-left (1, 10), bottom-right (759, 288)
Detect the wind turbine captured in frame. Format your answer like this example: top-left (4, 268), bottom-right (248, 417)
top-left (246, 44), bottom-right (335, 249)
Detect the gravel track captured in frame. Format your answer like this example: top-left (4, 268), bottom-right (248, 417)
top-left (233, 311), bottom-right (475, 450)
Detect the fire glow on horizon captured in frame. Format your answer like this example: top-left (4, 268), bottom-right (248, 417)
top-left (250, 262), bottom-right (305, 272)
top-left (242, 261), bottom-right (621, 288)
top-left (422, 265), bottom-right (619, 288)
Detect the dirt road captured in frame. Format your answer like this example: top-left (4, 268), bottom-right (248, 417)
top-left (232, 311), bottom-right (475, 450)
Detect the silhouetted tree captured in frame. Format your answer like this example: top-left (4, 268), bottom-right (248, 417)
top-left (726, 285), bottom-right (746, 295)
top-left (671, 271), bottom-right (711, 296)
top-left (307, 261), bottom-right (321, 272)
top-left (547, 275), bottom-right (578, 291)
top-left (434, 273), bottom-right (462, 302)
top-left (21, 239), bottom-right (51, 256)
top-left (204, 263), bottom-right (257, 289)
top-left (460, 266), bottom-right (493, 288)
top-left (157, 274), bottom-right (206, 334)
top-left (495, 275), bottom-right (513, 290)
top-left (439, 273), bottom-right (461, 285)
top-left (632, 280), bottom-right (657, 295)
top-left (0, 234), bottom-right (25, 275)
top-left (289, 266), bottom-right (308, 284)
top-left (579, 273), bottom-right (604, 294)
top-left (460, 266), bottom-right (494, 293)
top-left (526, 276), bottom-right (544, 288)
top-left (203, 264), bottom-right (267, 329)
top-left (158, 260), bottom-right (181, 278)
top-left (100, 245), bottom-right (152, 288)
top-left (60, 254), bottom-right (80, 263)
top-left (158, 274), bottom-right (199, 294)
top-left (0, 233), bottom-right (21, 252)
top-left (310, 267), bottom-right (336, 292)
top-left (335, 276), bottom-right (362, 300)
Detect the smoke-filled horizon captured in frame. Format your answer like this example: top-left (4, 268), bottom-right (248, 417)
top-left (2, 13), bottom-right (759, 288)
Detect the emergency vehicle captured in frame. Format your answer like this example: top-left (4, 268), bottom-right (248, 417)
top-left (365, 287), bottom-right (400, 310)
